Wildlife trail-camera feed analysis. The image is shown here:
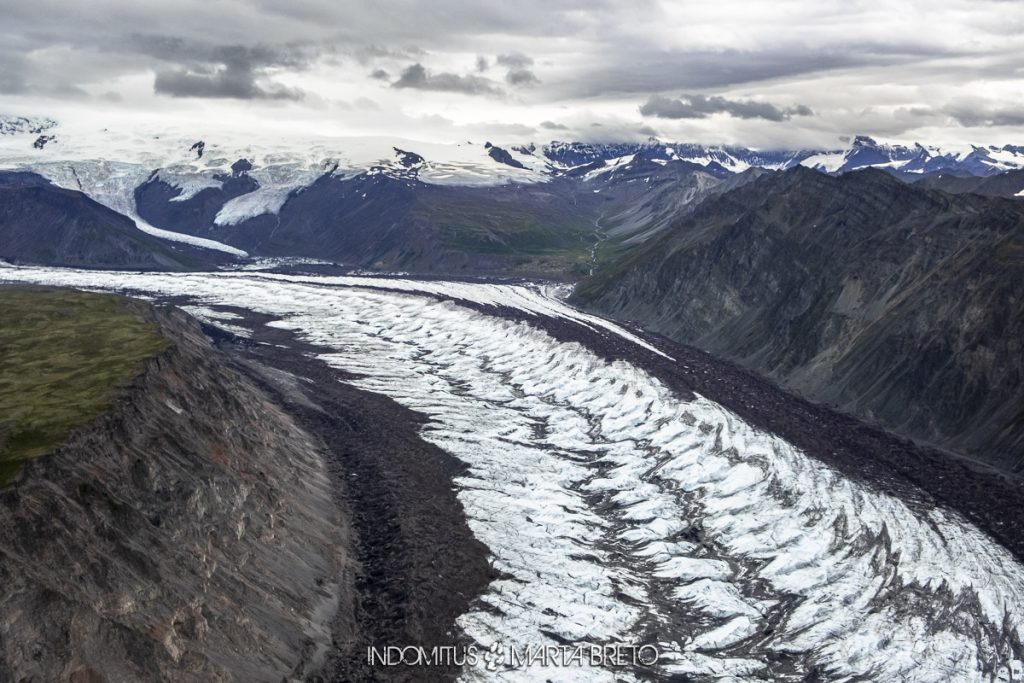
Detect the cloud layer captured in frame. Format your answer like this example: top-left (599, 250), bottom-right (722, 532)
top-left (0, 0), bottom-right (1021, 147)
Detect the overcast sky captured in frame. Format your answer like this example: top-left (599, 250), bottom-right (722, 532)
top-left (1, 0), bottom-right (1022, 148)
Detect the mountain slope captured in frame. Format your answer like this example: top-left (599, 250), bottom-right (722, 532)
top-left (0, 172), bottom-right (217, 270)
top-left (133, 150), bottom-right (761, 277)
top-left (911, 168), bottom-right (1024, 198)
top-left (138, 170), bottom-right (610, 277)
top-left (0, 288), bottom-right (353, 681)
top-left (573, 167), bottom-right (1024, 473)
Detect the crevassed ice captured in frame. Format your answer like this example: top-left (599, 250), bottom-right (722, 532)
top-left (1, 265), bottom-right (1022, 683)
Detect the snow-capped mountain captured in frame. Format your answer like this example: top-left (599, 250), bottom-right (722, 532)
top-left (0, 115), bottom-right (1021, 260)
top-left (546, 136), bottom-right (1024, 177)
top-left (544, 139), bottom-right (813, 174)
top-left (798, 135), bottom-right (1024, 175)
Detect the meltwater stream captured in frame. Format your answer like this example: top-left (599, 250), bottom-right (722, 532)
top-left (2, 266), bottom-right (1023, 682)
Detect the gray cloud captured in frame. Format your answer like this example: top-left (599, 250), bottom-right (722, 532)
top-left (506, 68), bottom-right (539, 85)
top-left (391, 63), bottom-right (502, 95)
top-left (496, 52), bottom-right (533, 69)
top-left (639, 93), bottom-right (814, 121)
top-left (350, 44), bottom-right (424, 64)
top-left (154, 67), bottom-right (302, 99)
top-left (476, 55), bottom-right (489, 72)
top-left (491, 53), bottom-right (538, 86)
top-left (540, 120), bottom-right (568, 130)
top-left (370, 68), bottom-right (390, 80)
top-left (944, 103), bottom-right (1024, 127)
top-left (133, 38), bottom-right (312, 100)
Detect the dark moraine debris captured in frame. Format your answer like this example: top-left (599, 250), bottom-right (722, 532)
top-left (189, 306), bottom-right (495, 683)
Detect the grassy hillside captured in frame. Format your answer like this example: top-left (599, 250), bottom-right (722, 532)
top-left (0, 287), bottom-right (170, 484)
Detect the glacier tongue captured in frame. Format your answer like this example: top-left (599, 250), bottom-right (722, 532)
top-left (1, 160), bottom-right (248, 257)
top-left (1, 264), bottom-right (1023, 682)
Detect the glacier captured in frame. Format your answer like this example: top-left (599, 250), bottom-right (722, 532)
top-left (1, 264), bottom-right (1022, 682)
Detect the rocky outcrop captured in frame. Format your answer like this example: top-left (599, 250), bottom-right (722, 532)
top-left (573, 167), bottom-right (1024, 474)
top-left (134, 172), bottom-right (259, 238)
top-left (0, 172), bottom-right (217, 270)
top-left (0, 301), bottom-right (355, 682)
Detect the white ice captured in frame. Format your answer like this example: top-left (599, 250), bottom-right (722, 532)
top-left (1, 264), bottom-right (1022, 683)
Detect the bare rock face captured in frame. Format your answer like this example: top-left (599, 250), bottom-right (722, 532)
top-left (0, 172), bottom-right (218, 270)
top-left (573, 167), bottom-right (1024, 474)
top-left (0, 302), bottom-right (355, 682)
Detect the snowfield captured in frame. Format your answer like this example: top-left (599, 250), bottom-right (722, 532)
top-left (0, 119), bottom-right (551, 236)
top-left (1, 264), bottom-right (1022, 682)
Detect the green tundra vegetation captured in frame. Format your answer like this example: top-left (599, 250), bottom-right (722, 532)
top-left (0, 286), bottom-right (169, 485)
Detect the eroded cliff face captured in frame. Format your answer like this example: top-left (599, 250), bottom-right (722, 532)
top-left (0, 301), bottom-right (355, 682)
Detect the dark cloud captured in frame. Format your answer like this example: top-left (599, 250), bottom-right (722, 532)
top-left (493, 53), bottom-right (538, 86)
top-left (496, 52), bottom-right (533, 69)
top-left (370, 68), bottom-right (390, 80)
top-left (540, 120), bottom-right (568, 130)
top-left (476, 55), bottom-right (490, 72)
top-left (154, 67), bottom-right (303, 100)
top-left (506, 68), bottom-right (539, 85)
top-left (391, 63), bottom-right (502, 95)
top-left (639, 93), bottom-right (814, 121)
top-left (637, 124), bottom-right (658, 137)
top-left (944, 103), bottom-right (1024, 127)
top-left (131, 38), bottom-right (312, 100)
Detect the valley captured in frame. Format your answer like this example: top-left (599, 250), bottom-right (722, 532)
top-left (1, 117), bottom-right (1023, 682)
top-left (1, 265), bottom-right (1022, 681)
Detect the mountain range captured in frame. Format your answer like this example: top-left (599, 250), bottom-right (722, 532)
top-left (0, 115), bottom-right (1022, 477)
